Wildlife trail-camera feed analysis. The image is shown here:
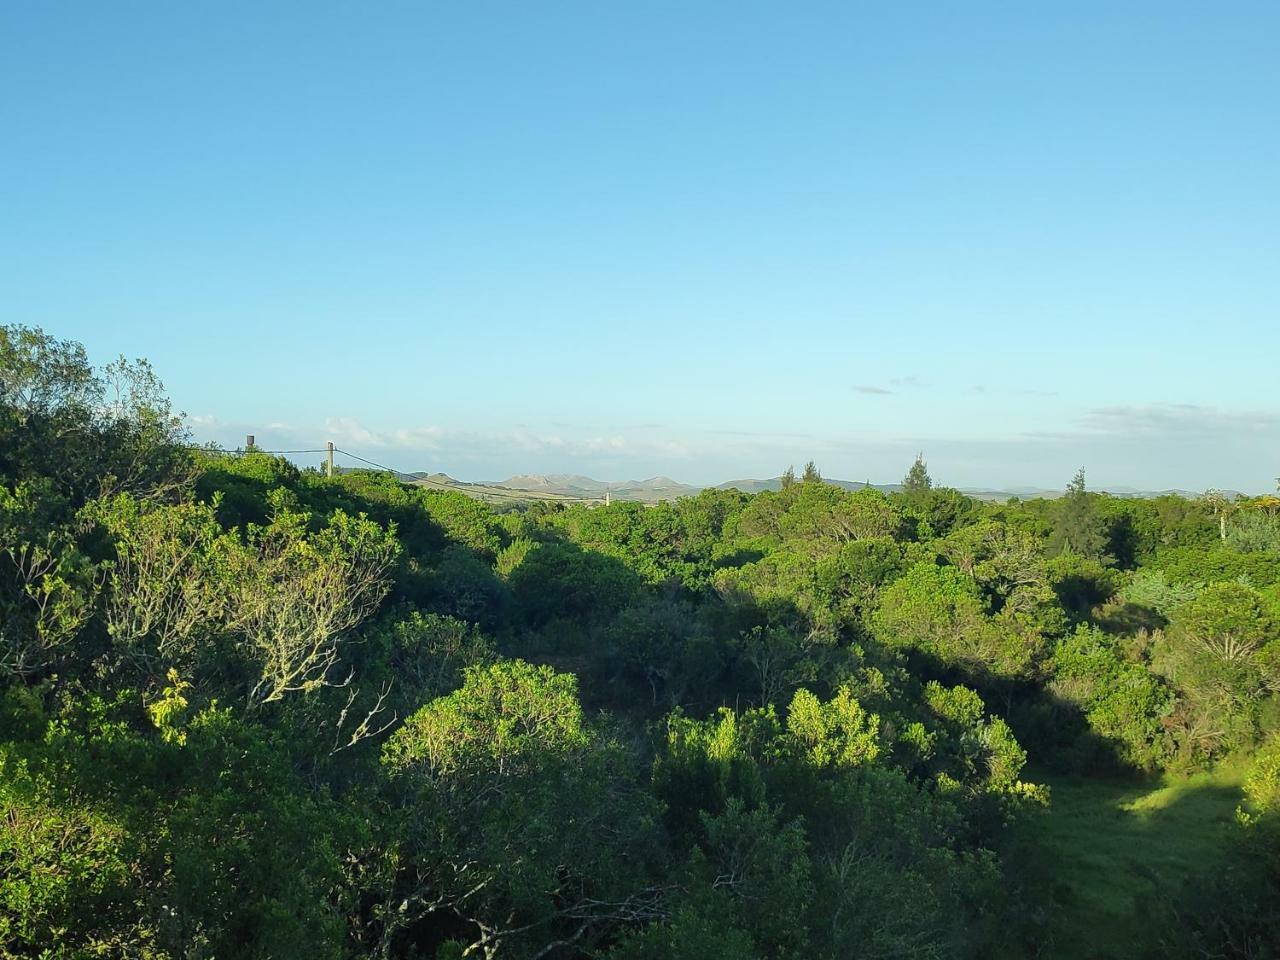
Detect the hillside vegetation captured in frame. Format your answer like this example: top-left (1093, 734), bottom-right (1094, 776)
top-left (398, 472), bottom-right (1226, 507)
top-left (3, 324), bottom-right (1280, 959)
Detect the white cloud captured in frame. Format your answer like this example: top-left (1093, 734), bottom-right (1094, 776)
top-left (182, 402), bottom-right (1280, 493)
top-left (1072, 404), bottom-right (1278, 439)
top-left (323, 416), bottom-right (391, 447)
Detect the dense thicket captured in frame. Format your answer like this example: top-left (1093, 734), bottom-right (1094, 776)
top-left (3, 325), bottom-right (1279, 958)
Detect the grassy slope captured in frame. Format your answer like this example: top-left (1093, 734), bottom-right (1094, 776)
top-left (1000, 766), bottom-right (1245, 959)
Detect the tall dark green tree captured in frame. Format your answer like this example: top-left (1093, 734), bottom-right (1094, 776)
top-left (902, 453), bottom-right (932, 494)
top-left (1052, 467), bottom-right (1107, 560)
top-left (802, 460), bottom-right (822, 484)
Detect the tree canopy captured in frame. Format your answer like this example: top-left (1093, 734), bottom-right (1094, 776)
top-left (2, 326), bottom-right (1278, 959)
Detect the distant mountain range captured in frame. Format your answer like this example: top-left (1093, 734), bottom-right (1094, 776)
top-left (492, 474), bottom-right (701, 502)
top-left (382, 470), bottom-right (1235, 505)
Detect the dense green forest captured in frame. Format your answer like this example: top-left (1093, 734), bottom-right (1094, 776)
top-left (3, 324), bottom-right (1280, 959)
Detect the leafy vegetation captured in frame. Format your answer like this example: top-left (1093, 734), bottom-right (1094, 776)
top-left (3, 324), bottom-right (1279, 958)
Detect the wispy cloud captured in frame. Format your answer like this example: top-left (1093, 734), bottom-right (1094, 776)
top-left (183, 401), bottom-right (1280, 493)
top-left (854, 375), bottom-right (927, 396)
top-left (192, 414), bottom-right (697, 474)
top-left (1017, 403), bottom-right (1280, 443)
top-left (711, 428), bottom-right (815, 439)
top-left (324, 416), bottom-right (392, 448)
top-left (1078, 403), bottom-right (1277, 438)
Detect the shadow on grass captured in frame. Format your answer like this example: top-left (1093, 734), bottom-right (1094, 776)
top-left (994, 767), bottom-right (1245, 960)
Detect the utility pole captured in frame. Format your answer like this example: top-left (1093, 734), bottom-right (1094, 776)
top-left (326, 441), bottom-right (335, 479)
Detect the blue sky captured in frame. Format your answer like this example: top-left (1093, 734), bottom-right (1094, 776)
top-left (4, 3), bottom-right (1278, 491)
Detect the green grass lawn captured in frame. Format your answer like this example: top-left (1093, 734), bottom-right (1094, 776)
top-left (1000, 766), bottom-right (1246, 959)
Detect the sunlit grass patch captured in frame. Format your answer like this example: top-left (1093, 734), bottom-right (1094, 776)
top-left (1000, 766), bottom-right (1244, 959)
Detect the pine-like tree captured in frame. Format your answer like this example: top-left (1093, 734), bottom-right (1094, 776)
top-left (781, 464), bottom-right (797, 489)
top-left (1053, 467), bottom-right (1107, 558)
top-left (902, 453), bottom-right (932, 493)
top-left (802, 460), bottom-right (822, 483)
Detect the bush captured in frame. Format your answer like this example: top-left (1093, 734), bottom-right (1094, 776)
top-left (1048, 625), bottom-right (1173, 770)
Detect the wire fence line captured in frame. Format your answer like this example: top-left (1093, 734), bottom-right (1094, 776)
top-left (186, 442), bottom-right (605, 503)
top-left (186, 445), bottom-right (330, 456)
